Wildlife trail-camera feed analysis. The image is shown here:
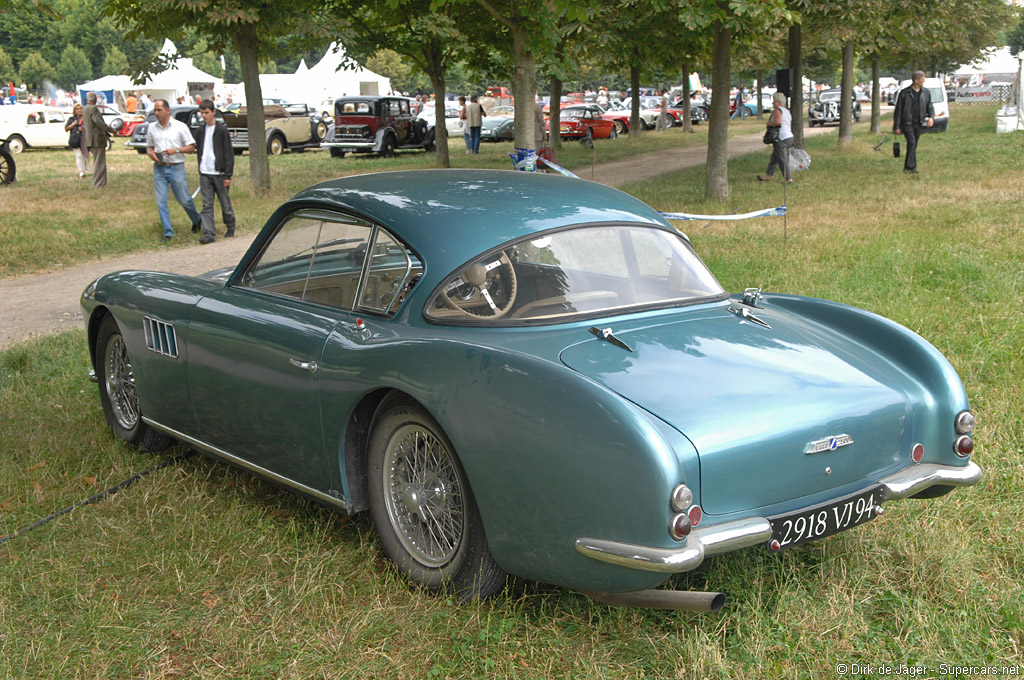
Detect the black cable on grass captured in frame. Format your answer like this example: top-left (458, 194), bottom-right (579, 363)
top-left (0, 450), bottom-right (195, 545)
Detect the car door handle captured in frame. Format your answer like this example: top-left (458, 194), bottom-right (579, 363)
top-left (288, 358), bottom-right (318, 374)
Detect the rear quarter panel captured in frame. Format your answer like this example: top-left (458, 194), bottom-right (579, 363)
top-left (319, 327), bottom-right (698, 592)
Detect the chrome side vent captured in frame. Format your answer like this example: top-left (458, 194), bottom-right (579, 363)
top-left (143, 317), bottom-right (179, 358)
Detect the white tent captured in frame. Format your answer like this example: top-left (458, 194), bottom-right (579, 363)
top-left (953, 46), bottom-right (1019, 84)
top-left (77, 40), bottom-right (221, 111)
top-left (251, 43), bottom-right (392, 108)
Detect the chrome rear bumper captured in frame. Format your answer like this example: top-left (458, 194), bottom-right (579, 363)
top-left (576, 461), bottom-right (982, 574)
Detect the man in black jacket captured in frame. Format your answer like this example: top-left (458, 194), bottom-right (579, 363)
top-left (893, 71), bottom-right (934, 174)
top-left (193, 99), bottom-right (235, 243)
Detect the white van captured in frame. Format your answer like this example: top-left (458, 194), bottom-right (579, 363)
top-left (896, 77), bottom-right (949, 132)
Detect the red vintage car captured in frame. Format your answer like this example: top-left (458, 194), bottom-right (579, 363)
top-left (548, 105), bottom-right (617, 140)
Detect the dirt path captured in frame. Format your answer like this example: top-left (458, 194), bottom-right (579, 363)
top-left (0, 123), bottom-right (847, 349)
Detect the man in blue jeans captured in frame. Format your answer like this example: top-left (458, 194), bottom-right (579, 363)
top-left (145, 99), bottom-right (201, 241)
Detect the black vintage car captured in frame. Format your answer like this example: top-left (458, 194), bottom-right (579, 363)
top-left (125, 106), bottom-right (205, 153)
top-left (808, 89), bottom-right (861, 127)
top-left (321, 96), bottom-right (435, 158)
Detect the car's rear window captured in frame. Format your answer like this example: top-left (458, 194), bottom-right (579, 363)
top-left (337, 101), bottom-right (373, 114)
top-left (425, 224), bottom-right (726, 325)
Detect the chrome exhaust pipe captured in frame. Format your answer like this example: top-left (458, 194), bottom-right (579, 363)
top-left (583, 589), bottom-right (726, 612)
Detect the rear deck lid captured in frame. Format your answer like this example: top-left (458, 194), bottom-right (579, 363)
top-left (560, 307), bottom-right (916, 514)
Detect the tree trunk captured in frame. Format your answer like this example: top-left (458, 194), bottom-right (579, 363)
top-left (788, 24), bottom-right (804, 149)
top-left (680, 61), bottom-right (693, 133)
top-left (629, 62), bottom-right (641, 138)
top-left (838, 42), bottom-right (854, 147)
top-left (705, 19), bottom-right (730, 202)
top-left (235, 23), bottom-right (269, 193)
top-left (756, 68), bottom-right (764, 120)
top-left (428, 69), bottom-right (450, 168)
top-left (510, 24), bottom-right (537, 152)
top-left (870, 55), bottom-right (881, 134)
top-left (549, 74), bottom-right (563, 150)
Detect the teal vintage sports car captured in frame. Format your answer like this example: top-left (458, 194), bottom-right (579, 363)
top-left (82, 170), bottom-right (981, 611)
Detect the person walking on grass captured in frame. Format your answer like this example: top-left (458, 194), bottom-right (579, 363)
top-left (758, 92), bottom-right (794, 184)
top-left (192, 99), bottom-right (236, 244)
top-left (65, 103), bottom-right (90, 178)
top-left (83, 92), bottom-right (114, 188)
top-left (146, 99), bottom-right (201, 241)
top-left (893, 70), bottom-right (934, 175)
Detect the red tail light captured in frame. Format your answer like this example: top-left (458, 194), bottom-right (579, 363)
top-left (954, 436), bottom-right (974, 457)
top-left (912, 443), bottom-right (924, 463)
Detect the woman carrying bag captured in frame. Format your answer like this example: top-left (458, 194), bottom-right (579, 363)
top-left (65, 104), bottom-right (90, 178)
top-left (758, 92), bottom-right (794, 184)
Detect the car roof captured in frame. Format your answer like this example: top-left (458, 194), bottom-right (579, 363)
top-left (284, 169), bottom-right (675, 278)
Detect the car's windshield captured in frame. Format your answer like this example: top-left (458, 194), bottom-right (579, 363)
top-left (820, 91), bottom-right (840, 101)
top-left (425, 224), bottom-right (725, 325)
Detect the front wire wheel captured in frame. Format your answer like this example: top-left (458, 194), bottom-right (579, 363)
top-left (95, 315), bottom-right (171, 452)
top-left (367, 396), bottom-right (505, 600)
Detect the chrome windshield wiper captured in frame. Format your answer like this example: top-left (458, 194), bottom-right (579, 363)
top-left (589, 326), bottom-right (633, 352)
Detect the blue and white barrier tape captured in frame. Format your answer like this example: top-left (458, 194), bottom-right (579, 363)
top-left (534, 158), bottom-right (785, 222)
top-left (537, 157), bottom-right (579, 178)
top-left (660, 206), bottom-right (786, 221)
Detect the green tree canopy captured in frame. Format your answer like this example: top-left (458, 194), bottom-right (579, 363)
top-left (102, 45), bottom-right (129, 76)
top-left (19, 51), bottom-right (56, 88)
top-left (56, 45), bottom-right (92, 89)
top-left (0, 46), bottom-right (16, 84)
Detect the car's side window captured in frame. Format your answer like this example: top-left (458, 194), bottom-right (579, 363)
top-left (241, 210), bottom-right (421, 316)
top-left (357, 229), bottom-right (423, 315)
top-left (241, 211), bottom-right (373, 311)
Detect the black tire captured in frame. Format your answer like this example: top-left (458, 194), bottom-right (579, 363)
top-left (6, 134), bottom-right (26, 154)
top-left (366, 395), bottom-right (505, 600)
top-left (609, 127), bottom-right (618, 139)
top-left (379, 134), bottom-right (396, 158)
top-left (267, 134), bottom-right (285, 156)
top-left (0, 146), bottom-right (14, 185)
top-left (330, 147), bottom-right (346, 159)
top-left (613, 119), bottom-right (626, 135)
top-left (423, 128), bottom-right (436, 152)
top-left (95, 315), bottom-right (172, 452)
top-left (135, 148), bottom-right (147, 155)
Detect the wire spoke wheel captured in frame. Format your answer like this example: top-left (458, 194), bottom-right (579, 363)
top-left (383, 424), bottom-right (466, 568)
top-left (367, 396), bottom-right (506, 599)
top-left (104, 333), bottom-right (139, 430)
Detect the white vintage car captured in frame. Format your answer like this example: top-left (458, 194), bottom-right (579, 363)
top-left (1, 104), bottom-right (123, 153)
top-left (1, 105), bottom-right (72, 153)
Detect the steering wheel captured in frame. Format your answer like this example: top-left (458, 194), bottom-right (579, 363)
top-left (441, 251), bottom-right (517, 319)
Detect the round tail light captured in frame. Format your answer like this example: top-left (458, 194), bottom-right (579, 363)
top-left (670, 484), bottom-right (693, 512)
top-left (669, 513), bottom-right (691, 540)
top-left (688, 505), bottom-right (702, 527)
top-left (912, 443), bottom-right (924, 463)
top-left (955, 411), bottom-right (975, 434)
top-left (954, 435), bottom-right (974, 457)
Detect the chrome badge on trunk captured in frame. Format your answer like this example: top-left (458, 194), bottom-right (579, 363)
top-left (804, 434), bottom-right (854, 455)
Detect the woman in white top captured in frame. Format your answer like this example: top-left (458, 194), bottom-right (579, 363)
top-left (758, 91), bottom-right (794, 183)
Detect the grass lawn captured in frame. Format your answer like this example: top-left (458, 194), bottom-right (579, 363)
top-left (1, 104), bottom-right (1022, 678)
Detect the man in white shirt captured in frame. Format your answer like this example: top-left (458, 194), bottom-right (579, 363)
top-left (145, 99), bottom-right (201, 240)
top-left (193, 99), bottom-right (235, 244)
